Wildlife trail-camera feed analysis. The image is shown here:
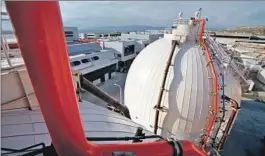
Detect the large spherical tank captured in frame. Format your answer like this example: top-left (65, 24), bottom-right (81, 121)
top-left (124, 37), bottom-right (241, 142)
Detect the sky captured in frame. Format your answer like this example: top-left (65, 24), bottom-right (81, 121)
top-left (59, 1), bottom-right (265, 30)
top-left (2, 1), bottom-right (265, 31)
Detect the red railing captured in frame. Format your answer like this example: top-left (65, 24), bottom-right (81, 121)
top-left (195, 19), bottom-right (218, 147)
top-left (79, 38), bottom-right (100, 43)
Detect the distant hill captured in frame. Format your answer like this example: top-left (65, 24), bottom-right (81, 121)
top-left (79, 25), bottom-right (166, 33)
top-left (217, 26), bottom-right (265, 36)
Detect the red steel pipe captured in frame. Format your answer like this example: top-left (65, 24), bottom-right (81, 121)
top-left (200, 20), bottom-right (218, 145)
top-left (218, 100), bottom-right (239, 151)
top-left (194, 19), bottom-right (218, 147)
top-left (5, 2), bottom-right (90, 155)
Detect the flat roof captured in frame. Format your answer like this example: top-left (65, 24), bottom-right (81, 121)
top-left (67, 43), bottom-right (102, 56)
top-left (1, 101), bottom-right (153, 153)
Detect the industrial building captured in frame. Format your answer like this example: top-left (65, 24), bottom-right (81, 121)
top-left (103, 39), bottom-right (136, 72)
top-left (64, 26), bottom-right (79, 43)
top-left (120, 32), bottom-right (163, 43)
top-left (135, 39), bottom-right (149, 54)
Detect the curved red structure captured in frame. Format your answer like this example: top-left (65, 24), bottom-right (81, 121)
top-left (6, 2), bottom-right (89, 155)
top-left (6, 1), bottom-right (206, 155)
top-left (195, 18), bottom-right (218, 147)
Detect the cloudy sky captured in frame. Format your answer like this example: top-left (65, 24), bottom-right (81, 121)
top-left (59, 1), bottom-right (265, 30)
top-left (2, 1), bottom-right (265, 30)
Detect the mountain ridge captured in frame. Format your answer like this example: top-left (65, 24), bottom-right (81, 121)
top-left (79, 25), bottom-right (166, 33)
top-left (217, 26), bottom-right (265, 35)
top-left (79, 25), bottom-right (265, 36)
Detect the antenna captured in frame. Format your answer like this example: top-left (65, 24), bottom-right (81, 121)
top-left (178, 12), bottom-right (183, 19)
top-left (198, 8), bottom-right (202, 18)
top-left (195, 11), bottom-right (199, 19)
top-left (101, 40), bottom-right (104, 50)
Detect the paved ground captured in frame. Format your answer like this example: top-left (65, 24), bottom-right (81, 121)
top-left (222, 99), bottom-right (265, 156)
top-left (80, 73), bottom-right (127, 107)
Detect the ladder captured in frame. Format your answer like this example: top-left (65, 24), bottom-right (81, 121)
top-left (1, 11), bottom-right (22, 69)
top-left (205, 36), bottom-right (253, 91)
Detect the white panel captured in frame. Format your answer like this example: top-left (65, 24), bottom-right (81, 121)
top-left (34, 134), bottom-right (51, 146)
top-left (70, 50), bottom-right (118, 75)
top-left (93, 79), bottom-right (101, 86)
top-left (257, 69), bottom-right (265, 84)
top-left (2, 136), bottom-right (35, 150)
top-left (160, 43), bottom-right (211, 141)
top-left (2, 124), bottom-right (34, 137)
top-left (111, 72), bottom-right (116, 78)
top-left (1, 102), bottom-right (152, 150)
top-left (1, 71), bottom-right (26, 104)
top-left (105, 73), bottom-right (109, 81)
top-left (1, 115), bottom-right (31, 125)
top-left (125, 38), bottom-right (174, 132)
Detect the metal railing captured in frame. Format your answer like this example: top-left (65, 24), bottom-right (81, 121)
top-left (164, 28), bottom-right (172, 34)
top-left (201, 21), bottom-right (242, 153)
top-left (173, 18), bottom-right (190, 25)
top-left (196, 19), bottom-right (218, 150)
top-left (205, 35), bottom-right (250, 88)
top-left (1, 11), bottom-right (23, 70)
top-left (164, 18), bottom-right (191, 34)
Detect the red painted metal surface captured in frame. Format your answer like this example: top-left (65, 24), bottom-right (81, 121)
top-left (181, 140), bottom-right (207, 156)
top-left (6, 1), bottom-right (206, 155)
top-left (8, 42), bottom-right (19, 49)
top-left (0, 42), bottom-right (19, 49)
top-left (195, 19), bottom-right (218, 147)
top-left (79, 38), bottom-right (100, 43)
top-left (6, 2), bottom-right (89, 155)
top-left (200, 20), bottom-right (218, 146)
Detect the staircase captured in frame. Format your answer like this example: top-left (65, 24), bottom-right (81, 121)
top-left (205, 35), bottom-right (254, 91)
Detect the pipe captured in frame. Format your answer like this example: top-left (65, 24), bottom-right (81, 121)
top-left (195, 19), bottom-right (218, 146)
top-left (81, 76), bottom-right (131, 118)
top-left (114, 83), bottom-right (123, 104)
top-left (211, 74), bottom-right (226, 145)
top-left (5, 2), bottom-right (90, 155)
top-left (217, 97), bottom-right (239, 151)
top-left (153, 40), bottom-right (178, 134)
top-left (1, 36), bottom-right (13, 67)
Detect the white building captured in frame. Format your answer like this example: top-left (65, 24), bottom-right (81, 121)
top-left (79, 33), bottom-right (85, 39)
top-left (103, 39), bottom-right (136, 72)
top-left (64, 27), bottom-right (79, 43)
top-left (69, 49), bottom-right (118, 86)
top-left (135, 39), bottom-right (149, 55)
top-left (120, 32), bottom-right (163, 43)
top-left (86, 33), bottom-right (99, 39)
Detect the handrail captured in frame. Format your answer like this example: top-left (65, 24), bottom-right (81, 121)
top-left (195, 19), bottom-right (218, 147)
top-left (217, 96), bottom-right (239, 151)
top-left (206, 37), bottom-right (250, 87)
top-left (153, 40), bottom-right (178, 134)
top-left (173, 18), bottom-right (190, 25)
top-left (81, 76), bottom-right (131, 119)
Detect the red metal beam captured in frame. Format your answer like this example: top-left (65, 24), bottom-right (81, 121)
top-left (199, 20), bottom-right (218, 146)
top-left (194, 18), bottom-right (218, 149)
top-left (5, 2), bottom-right (89, 155)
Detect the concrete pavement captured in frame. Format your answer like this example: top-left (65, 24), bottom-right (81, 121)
top-left (80, 73), bottom-right (127, 107)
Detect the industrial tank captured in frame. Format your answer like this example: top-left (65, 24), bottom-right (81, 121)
top-left (125, 13), bottom-right (241, 148)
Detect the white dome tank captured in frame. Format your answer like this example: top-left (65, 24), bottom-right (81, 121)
top-left (124, 17), bottom-right (241, 146)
